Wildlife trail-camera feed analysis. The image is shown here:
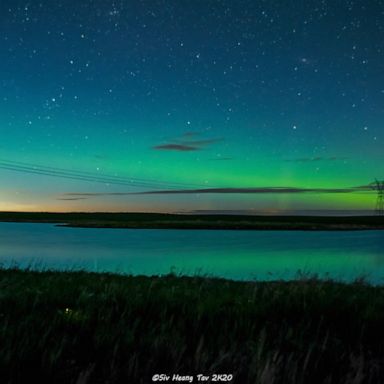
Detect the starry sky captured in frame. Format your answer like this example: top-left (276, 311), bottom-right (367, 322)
top-left (0, 0), bottom-right (383, 214)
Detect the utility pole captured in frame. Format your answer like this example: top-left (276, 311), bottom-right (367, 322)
top-left (372, 179), bottom-right (384, 215)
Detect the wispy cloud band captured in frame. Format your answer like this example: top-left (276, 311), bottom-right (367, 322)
top-left (285, 156), bottom-right (348, 163)
top-left (152, 132), bottom-right (224, 152)
top-left (152, 144), bottom-right (199, 151)
top-left (61, 185), bottom-right (372, 200)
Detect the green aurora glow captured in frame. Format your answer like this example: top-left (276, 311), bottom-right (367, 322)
top-left (0, 1), bottom-right (383, 213)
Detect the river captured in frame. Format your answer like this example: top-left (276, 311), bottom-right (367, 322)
top-left (1, 222), bottom-right (383, 283)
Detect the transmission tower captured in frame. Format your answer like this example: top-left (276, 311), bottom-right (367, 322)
top-left (372, 179), bottom-right (384, 215)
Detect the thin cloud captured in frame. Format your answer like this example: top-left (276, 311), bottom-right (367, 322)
top-left (181, 131), bottom-right (200, 138)
top-left (63, 185), bottom-right (372, 198)
top-left (152, 132), bottom-right (224, 152)
top-left (57, 197), bottom-right (89, 201)
top-left (64, 192), bottom-right (133, 196)
top-left (285, 156), bottom-right (348, 163)
top-left (132, 187), bottom-right (359, 195)
top-left (153, 144), bottom-right (199, 151)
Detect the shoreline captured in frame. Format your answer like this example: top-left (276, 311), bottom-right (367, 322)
top-left (58, 223), bottom-right (384, 230)
top-left (1, 211), bottom-right (383, 230)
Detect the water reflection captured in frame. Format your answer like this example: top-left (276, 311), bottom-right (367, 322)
top-left (1, 223), bottom-right (384, 283)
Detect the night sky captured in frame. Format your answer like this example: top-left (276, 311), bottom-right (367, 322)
top-left (0, 0), bottom-right (383, 213)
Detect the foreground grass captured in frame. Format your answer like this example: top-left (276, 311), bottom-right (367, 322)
top-left (1, 269), bottom-right (384, 383)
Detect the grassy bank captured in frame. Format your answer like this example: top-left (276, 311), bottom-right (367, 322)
top-left (1, 211), bottom-right (384, 230)
top-left (1, 269), bottom-right (384, 383)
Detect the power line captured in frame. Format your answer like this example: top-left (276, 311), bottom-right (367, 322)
top-left (0, 158), bottom-right (198, 187)
top-left (0, 158), bottom-right (207, 190)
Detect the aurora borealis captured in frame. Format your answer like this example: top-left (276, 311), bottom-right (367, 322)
top-left (0, 1), bottom-right (383, 213)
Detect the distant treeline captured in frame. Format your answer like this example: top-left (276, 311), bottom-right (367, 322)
top-left (0, 211), bottom-right (383, 230)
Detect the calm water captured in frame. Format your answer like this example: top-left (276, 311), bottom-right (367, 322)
top-left (1, 222), bottom-right (384, 283)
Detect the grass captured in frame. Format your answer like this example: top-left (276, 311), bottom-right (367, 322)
top-left (1, 269), bottom-right (384, 383)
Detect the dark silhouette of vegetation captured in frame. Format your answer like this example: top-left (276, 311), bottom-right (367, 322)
top-left (1, 268), bottom-right (384, 383)
top-left (0, 211), bottom-right (384, 230)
